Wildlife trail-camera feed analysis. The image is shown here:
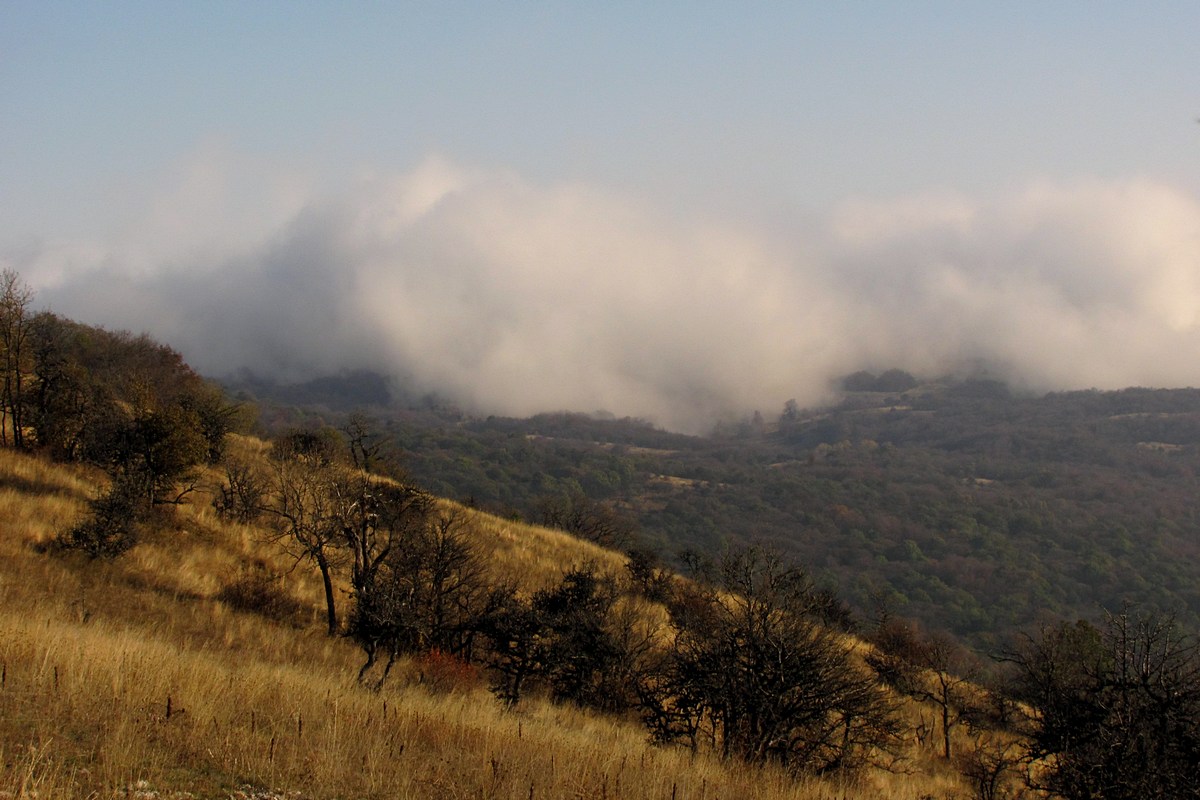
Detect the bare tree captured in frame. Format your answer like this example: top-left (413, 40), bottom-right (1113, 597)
top-left (642, 547), bottom-right (900, 774)
top-left (214, 457), bottom-right (269, 523)
top-left (957, 735), bottom-right (1021, 800)
top-left (348, 508), bottom-right (496, 687)
top-left (866, 617), bottom-right (981, 759)
top-left (333, 472), bottom-right (433, 607)
top-left (265, 446), bottom-right (345, 635)
top-left (1007, 609), bottom-right (1200, 800)
top-left (342, 411), bottom-right (392, 474)
top-left (535, 490), bottom-right (635, 549)
top-left (911, 632), bottom-right (978, 760)
top-left (0, 269), bottom-right (33, 448)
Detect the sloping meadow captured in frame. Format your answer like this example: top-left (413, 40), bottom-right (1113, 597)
top-left (0, 444), bottom-right (982, 799)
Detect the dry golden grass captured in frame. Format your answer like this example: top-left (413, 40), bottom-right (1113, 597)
top-left (0, 443), bottom-right (1011, 799)
top-left (461, 504), bottom-right (627, 591)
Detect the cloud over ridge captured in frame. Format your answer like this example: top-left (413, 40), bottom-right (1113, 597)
top-left (11, 153), bottom-right (1200, 432)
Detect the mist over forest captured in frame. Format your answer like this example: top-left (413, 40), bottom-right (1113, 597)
top-left (14, 155), bottom-right (1200, 431)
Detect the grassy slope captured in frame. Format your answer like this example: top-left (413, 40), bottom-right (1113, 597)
top-left (0, 439), bottom-right (984, 799)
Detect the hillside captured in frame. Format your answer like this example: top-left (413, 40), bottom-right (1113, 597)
top-left (0, 439), bottom-right (1001, 799)
top-left (232, 371), bottom-right (1200, 651)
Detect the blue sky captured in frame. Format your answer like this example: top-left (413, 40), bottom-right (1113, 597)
top-left (4, 2), bottom-right (1200, 427)
top-left (6, 3), bottom-right (1195, 228)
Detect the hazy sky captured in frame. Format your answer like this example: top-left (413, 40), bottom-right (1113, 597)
top-left (3, 3), bottom-right (1200, 430)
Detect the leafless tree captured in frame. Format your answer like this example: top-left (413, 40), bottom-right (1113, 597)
top-left (535, 491), bottom-right (635, 549)
top-left (912, 632), bottom-right (978, 760)
top-left (213, 457), bottom-right (269, 523)
top-left (866, 617), bottom-right (979, 760)
top-left (0, 269), bottom-right (34, 448)
top-left (265, 446), bottom-right (345, 635)
top-left (342, 411), bottom-right (391, 473)
top-left (348, 509), bottom-right (496, 687)
top-left (957, 735), bottom-right (1021, 800)
top-left (1006, 609), bottom-right (1200, 800)
top-left (642, 547), bottom-right (901, 774)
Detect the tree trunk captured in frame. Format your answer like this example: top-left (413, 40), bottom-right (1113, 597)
top-left (317, 553), bottom-right (338, 636)
top-left (942, 700), bottom-right (951, 760)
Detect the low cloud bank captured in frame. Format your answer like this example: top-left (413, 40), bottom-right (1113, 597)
top-left (10, 154), bottom-right (1200, 432)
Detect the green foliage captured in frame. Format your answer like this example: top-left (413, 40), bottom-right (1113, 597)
top-left (528, 566), bottom-right (625, 709)
top-left (475, 587), bottom-right (544, 706)
top-left (477, 563), bottom-right (642, 712)
top-left (117, 405), bottom-right (210, 503)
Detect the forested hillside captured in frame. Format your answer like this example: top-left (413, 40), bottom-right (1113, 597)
top-left (232, 369), bottom-right (1200, 651)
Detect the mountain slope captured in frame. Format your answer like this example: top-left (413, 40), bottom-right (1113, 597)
top-left (0, 441), bottom-right (992, 799)
top-left (256, 379), bottom-right (1200, 650)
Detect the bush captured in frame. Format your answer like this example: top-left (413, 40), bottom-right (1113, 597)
top-left (215, 564), bottom-right (307, 625)
top-left (52, 472), bottom-right (151, 558)
top-left (414, 649), bottom-right (480, 694)
top-left (213, 459), bottom-right (267, 523)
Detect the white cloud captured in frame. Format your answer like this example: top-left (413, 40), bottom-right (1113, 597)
top-left (12, 153), bottom-right (1200, 432)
